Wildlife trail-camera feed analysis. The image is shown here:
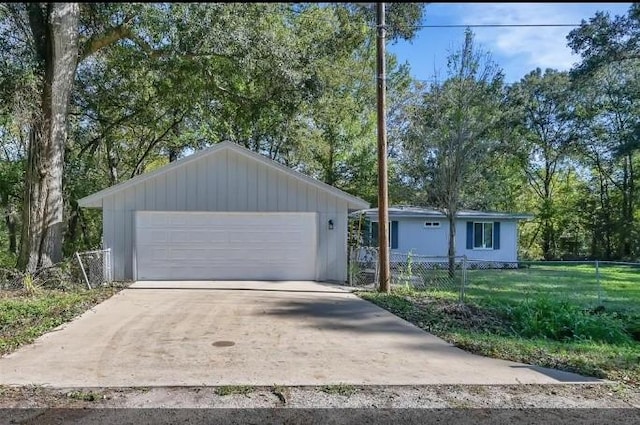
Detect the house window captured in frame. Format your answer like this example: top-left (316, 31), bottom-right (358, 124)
top-left (369, 221), bottom-right (399, 249)
top-left (473, 222), bottom-right (493, 249)
top-left (424, 221), bottom-right (441, 228)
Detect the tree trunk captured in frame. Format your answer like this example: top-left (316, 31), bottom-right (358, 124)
top-left (18, 3), bottom-right (80, 272)
top-left (168, 146), bottom-right (180, 163)
top-left (620, 153), bottom-right (633, 259)
top-left (5, 204), bottom-right (17, 254)
top-left (65, 204), bottom-right (79, 254)
top-left (106, 140), bottom-right (119, 184)
top-left (541, 158), bottom-right (555, 260)
top-left (448, 212), bottom-right (456, 278)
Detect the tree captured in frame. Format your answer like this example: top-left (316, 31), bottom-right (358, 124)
top-left (568, 4), bottom-right (640, 259)
top-left (567, 3), bottom-right (640, 76)
top-left (572, 60), bottom-right (640, 259)
top-left (1, 3), bottom-right (151, 271)
top-left (15, 3), bottom-right (80, 271)
top-left (401, 29), bottom-right (504, 276)
top-left (505, 69), bottom-right (575, 260)
top-left (0, 2), bottom-right (426, 271)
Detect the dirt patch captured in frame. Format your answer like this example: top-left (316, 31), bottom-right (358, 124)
top-left (1, 384), bottom-right (638, 409)
top-left (413, 297), bottom-right (507, 333)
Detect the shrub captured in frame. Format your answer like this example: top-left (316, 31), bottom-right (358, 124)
top-left (504, 297), bottom-right (633, 345)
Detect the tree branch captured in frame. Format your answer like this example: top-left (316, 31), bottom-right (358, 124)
top-left (79, 23), bottom-right (133, 62)
top-left (130, 112), bottom-right (187, 178)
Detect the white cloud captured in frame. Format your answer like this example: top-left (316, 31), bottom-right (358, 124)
top-left (449, 3), bottom-right (630, 79)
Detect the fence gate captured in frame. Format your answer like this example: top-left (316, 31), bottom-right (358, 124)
top-left (75, 249), bottom-right (112, 289)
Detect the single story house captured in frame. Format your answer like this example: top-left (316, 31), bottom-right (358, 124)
top-left (354, 206), bottom-right (532, 263)
top-left (78, 141), bottom-right (369, 282)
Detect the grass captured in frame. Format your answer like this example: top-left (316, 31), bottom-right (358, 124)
top-left (214, 385), bottom-right (255, 396)
top-left (320, 384), bottom-right (358, 397)
top-left (466, 263), bottom-right (640, 315)
top-left (0, 287), bottom-right (121, 355)
top-left (358, 264), bottom-right (640, 387)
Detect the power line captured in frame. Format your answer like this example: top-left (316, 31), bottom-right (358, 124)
top-left (406, 23), bottom-right (582, 28)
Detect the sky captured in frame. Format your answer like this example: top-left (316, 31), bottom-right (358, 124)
top-left (387, 2), bottom-right (633, 84)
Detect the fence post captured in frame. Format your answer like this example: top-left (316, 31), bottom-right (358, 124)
top-left (375, 248), bottom-right (380, 290)
top-left (460, 255), bottom-right (467, 302)
top-left (595, 260), bottom-right (602, 306)
top-left (75, 252), bottom-right (92, 290)
top-left (105, 248), bottom-right (112, 283)
top-left (347, 247), bottom-right (352, 286)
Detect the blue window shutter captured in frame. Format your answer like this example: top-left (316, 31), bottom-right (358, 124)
top-left (371, 221), bottom-right (378, 247)
top-left (391, 221), bottom-right (399, 249)
top-left (466, 222), bottom-right (473, 249)
top-left (493, 222), bottom-right (500, 250)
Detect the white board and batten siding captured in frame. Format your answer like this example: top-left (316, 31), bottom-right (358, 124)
top-left (97, 144), bottom-right (365, 282)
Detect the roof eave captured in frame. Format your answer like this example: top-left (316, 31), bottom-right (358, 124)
top-left (77, 141), bottom-right (369, 210)
top-left (353, 208), bottom-right (533, 220)
top-left (78, 198), bottom-right (102, 208)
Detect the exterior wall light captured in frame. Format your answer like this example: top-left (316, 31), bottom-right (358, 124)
top-left (328, 219), bottom-right (334, 230)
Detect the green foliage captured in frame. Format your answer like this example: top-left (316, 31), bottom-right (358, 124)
top-left (399, 29), bottom-right (505, 208)
top-left (214, 385), bottom-right (255, 396)
top-left (21, 273), bottom-right (37, 296)
top-left (347, 3), bottom-right (426, 42)
top-left (466, 264), bottom-right (640, 315)
top-left (1, 1), bottom-right (639, 268)
top-left (504, 69), bottom-right (577, 260)
top-left (0, 287), bottom-right (119, 354)
top-left (568, 3), bottom-right (640, 76)
top-left (504, 297), bottom-right (632, 344)
top-left (398, 250), bottom-right (415, 288)
top-left (361, 283), bottom-right (640, 386)
top-left (320, 383), bottom-right (357, 397)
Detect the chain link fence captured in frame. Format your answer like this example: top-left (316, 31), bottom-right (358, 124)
top-left (75, 248), bottom-right (113, 289)
top-left (349, 250), bottom-right (639, 313)
top-left (349, 248), bottom-right (468, 300)
top-left (0, 249), bottom-right (113, 292)
top-left (465, 260), bottom-right (640, 313)
top-left (348, 247), bottom-right (378, 287)
top-left (0, 268), bottom-right (33, 290)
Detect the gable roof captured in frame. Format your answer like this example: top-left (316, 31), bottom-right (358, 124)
top-left (354, 206), bottom-right (532, 220)
top-left (78, 141), bottom-right (369, 209)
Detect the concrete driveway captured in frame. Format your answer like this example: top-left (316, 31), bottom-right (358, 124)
top-left (0, 281), bottom-right (598, 387)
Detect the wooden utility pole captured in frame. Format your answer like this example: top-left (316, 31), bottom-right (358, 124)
top-left (376, 2), bottom-right (390, 293)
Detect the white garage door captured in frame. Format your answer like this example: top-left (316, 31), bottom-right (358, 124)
top-left (134, 211), bottom-right (318, 280)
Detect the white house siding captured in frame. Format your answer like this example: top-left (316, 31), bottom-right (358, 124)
top-left (102, 148), bottom-right (350, 282)
top-left (388, 218), bottom-right (519, 262)
top-left (394, 218), bottom-right (448, 257)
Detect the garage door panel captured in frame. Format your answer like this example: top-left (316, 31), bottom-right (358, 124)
top-left (135, 212), bottom-right (317, 280)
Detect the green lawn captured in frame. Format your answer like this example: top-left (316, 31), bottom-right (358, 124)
top-left (0, 287), bottom-right (120, 355)
top-left (359, 263), bottom-right (640, 387)
top-left (465, 263), bottom-right (640, 315)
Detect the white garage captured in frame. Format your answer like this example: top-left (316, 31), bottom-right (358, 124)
top-left (134, 211), bottom-right (318, 280)
top-left (78, 141), bottom-right (369, 282)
